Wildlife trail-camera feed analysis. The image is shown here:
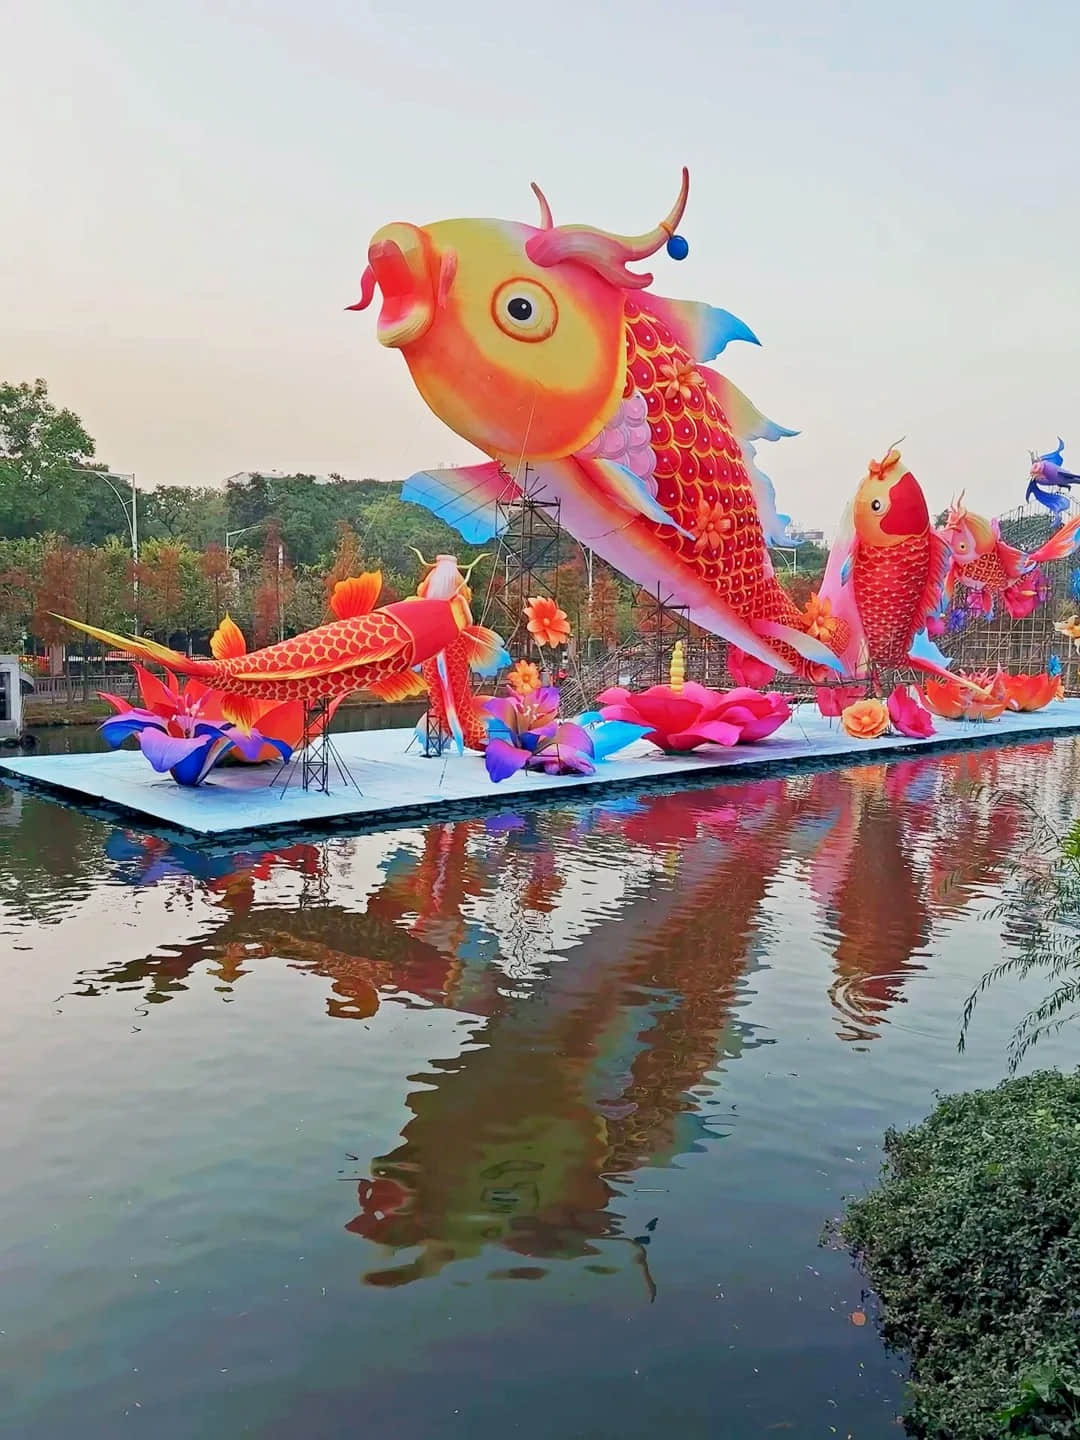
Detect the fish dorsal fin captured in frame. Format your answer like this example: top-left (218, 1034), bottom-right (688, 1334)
top-left (211, 615), bottom-right (247, 660)
top-left (330, 572), bottom-right (382, 620)
top-left (704, 371), bottom-right (798, 447)
top-left (646, 295), bottom-right (760, 362)
top-left (699, 371), bottom-right (799, 547)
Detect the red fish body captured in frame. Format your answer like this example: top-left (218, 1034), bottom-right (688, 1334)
top-left (820, 450), bottom-right (952, 680)
top-left (421, 633), bottom-right (490, 751)
top-left (853, 531), bottom-right (940, 669)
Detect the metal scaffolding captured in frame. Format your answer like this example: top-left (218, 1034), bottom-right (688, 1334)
top-left (277, 696), bottom-right (361, 796)
top-left (936, 500), bottom-right (1080, 686)
top-left (487, 464), bottom-right (562, 658)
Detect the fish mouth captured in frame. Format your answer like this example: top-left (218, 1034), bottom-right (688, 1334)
top-left (367, 223), bottom-right (435, 348)
top-left (880, 470), bottom-right (929, 536)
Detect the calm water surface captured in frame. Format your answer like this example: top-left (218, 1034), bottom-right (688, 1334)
top-left (2, 735), bottom-right (1078, 1438)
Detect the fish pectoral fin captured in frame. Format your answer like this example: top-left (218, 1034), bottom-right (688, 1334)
top-left (366, 669), bottom-right (428, 702)
top-left (220, 694), bottom-right (264, 734)
top-left (575, 455), bottom-right (693, 537)
top-left (330, 572), bottom-right (383, 620)
top-left (461, 624), bottom-right (508, 676)
top-left (909, 534), bottom-right (952, 646)
top-left (401, 463), bottom-right (520, 545)
top-left (751, 619), bottom-right (845, 674)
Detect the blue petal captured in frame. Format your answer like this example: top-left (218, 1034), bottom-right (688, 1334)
top-left (590, 720), bottom-right (651, 760)
top-left (100, 714), bottom-right (162, 748)
top-left (139, 729), bottom-right (209, 776)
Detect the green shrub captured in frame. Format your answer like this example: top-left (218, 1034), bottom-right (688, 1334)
top-left (839, 1070), bottom-right (1080, 1438)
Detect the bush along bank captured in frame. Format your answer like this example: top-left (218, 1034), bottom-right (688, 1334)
top-left (839, 1070), bottom-right (1080, 1438)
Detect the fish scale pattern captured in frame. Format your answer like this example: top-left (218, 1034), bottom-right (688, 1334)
top-left (955, 551), bottom-right (1010, 593)
top-left (623, 298), bottom-right (813, 670)
top-left (204, 611), bottom-right (414, 701)
top-left (852, 533), bottom-right (932, 667)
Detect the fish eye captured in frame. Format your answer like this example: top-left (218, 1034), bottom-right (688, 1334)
top-left (492, 279), bottom-right (557, 342)
top-left (870, 498), bottom-right (883, 512)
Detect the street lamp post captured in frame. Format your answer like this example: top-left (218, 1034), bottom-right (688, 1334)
top-left (97, 471), bottom-right (139, 633)
top-left (61, 467), bottom-right (139, 633)
top-left (225, 524), bottom-right (259, 563)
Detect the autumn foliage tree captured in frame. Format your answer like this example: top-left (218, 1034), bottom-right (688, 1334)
top-left (199, 542), bottom-right (233, 626)
top-left (323, 520), bottom-right (363, 614)
top-left (252, 523), bottom-right (294, 648)
top-left (590, 569), bottom-right (619, 649)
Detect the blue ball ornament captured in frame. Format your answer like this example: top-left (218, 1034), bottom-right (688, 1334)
top-left (666, 233), bottom-right (689, 261)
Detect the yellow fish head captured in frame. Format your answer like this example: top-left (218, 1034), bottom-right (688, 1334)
top-left (853, 449), bottom-right (930, 549)
top-left (351, 172), bottom-right (689, 462)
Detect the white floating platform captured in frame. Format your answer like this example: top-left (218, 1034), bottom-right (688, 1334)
top-left (4, 702), bottom-right (1080, 844)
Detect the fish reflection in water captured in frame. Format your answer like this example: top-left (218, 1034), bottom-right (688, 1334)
top-left (50, 745), bottom-right (1050, 1287)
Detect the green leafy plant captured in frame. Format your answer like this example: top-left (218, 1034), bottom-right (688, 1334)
top-left (839, 1070), bottom-right (1080, 1438)
top-left (961, 802), bottom-right (1080, 1071)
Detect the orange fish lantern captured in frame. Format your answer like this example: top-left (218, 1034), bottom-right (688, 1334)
top-left (819, 448), bottom-right (957, 685)
top-left (350, 170), bottom-right (846, 682)
top-left (56, 570), bottom-right (477, 731)
top-left (938, 494), bottom-right (1080, 620)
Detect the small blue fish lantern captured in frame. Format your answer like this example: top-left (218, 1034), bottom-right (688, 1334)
top-left (666, 234), bottom-right (689, 261)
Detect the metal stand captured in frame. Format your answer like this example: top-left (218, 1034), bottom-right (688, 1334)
top-left (421, 704), bottom-right (448, 759)
top-left (276, 697), bottom-right (361, 797)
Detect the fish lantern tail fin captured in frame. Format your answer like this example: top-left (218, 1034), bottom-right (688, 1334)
top-left (1030, 513), bottom-right (1080, 566)
top-left (51, 615), bottom-right (216, 679)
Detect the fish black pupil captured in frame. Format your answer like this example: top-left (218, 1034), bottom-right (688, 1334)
top-left (508, 297), bottom-right (533, 322)
top-left (871, 499), bottom-right (882, 511)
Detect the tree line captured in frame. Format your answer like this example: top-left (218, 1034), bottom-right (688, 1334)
top-left (0, 377), bottom-right (826, 669)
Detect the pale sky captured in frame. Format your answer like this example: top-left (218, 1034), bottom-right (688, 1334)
top-left (3, 0), bottom-right (1076, 529)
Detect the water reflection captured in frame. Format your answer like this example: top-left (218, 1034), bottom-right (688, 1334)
top-left (4, 745), bottom-right (1051, 1295)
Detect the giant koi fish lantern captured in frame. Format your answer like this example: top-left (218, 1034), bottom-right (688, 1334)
top-left (349, 170), bottom-right (846, 681)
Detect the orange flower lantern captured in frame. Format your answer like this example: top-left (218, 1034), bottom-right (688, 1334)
top-left (506, 659), bottom-right (541, 696)
top-left (841, 697), bottom-right (889, 740)
top-left (524, 596), bottom-right (571, 648)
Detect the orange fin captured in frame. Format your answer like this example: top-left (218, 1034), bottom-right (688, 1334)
top-left (330, 572), bottom-right (382, 620)
top-left (219, 694), bottom-right (264, 735)
top-left (366, 669), bottom-right (428, 703)
top-left (461, 624), bottom-right (506, 673)
top-left (211, 615), bottom-right (247, 660)
top-left (1029, 513), bottom-right (1080, 566)
top-left (908, 532), bottom-right (952, 647)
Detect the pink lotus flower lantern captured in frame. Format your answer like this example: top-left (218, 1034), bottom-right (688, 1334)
top-left (598, 643), bottom-right (790, 754)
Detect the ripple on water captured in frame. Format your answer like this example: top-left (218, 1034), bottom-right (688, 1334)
top-left (1, 739), bottom-right (1077, 1439)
